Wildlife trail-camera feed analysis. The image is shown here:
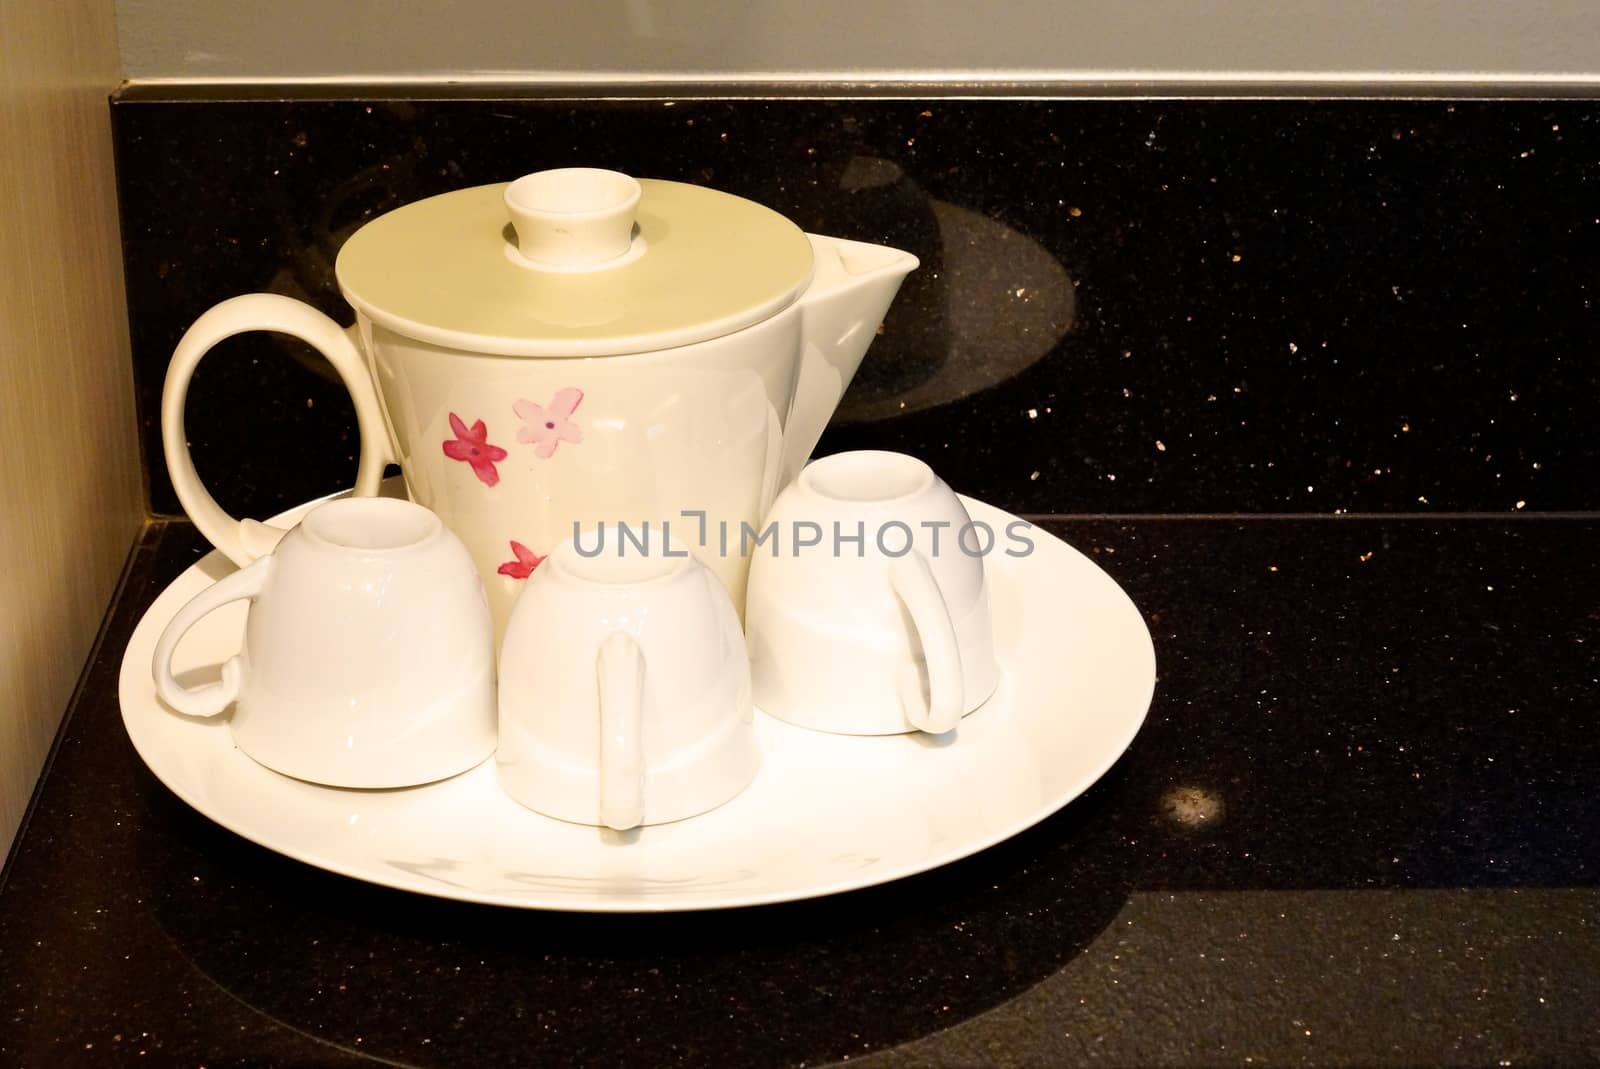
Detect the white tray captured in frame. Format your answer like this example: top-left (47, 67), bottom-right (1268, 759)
top-left (119, 490), bottom-right (1154, 912)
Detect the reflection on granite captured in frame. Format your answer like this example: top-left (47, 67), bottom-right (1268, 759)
top-left (113, 96), bottom-right (1600, 520)
top-left (2, 515), bottom-right (1596, 1066)
top-left (837, 197), bottom-right (1074, 422)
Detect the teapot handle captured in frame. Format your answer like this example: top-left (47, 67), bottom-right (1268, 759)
top-left (161, 294), bottom-right (393, 567)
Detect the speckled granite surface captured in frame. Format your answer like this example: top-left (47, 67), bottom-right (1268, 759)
top-left (112, 95), bottom-right (1600, 520)
top-left (1, 515), bottom-right (1595, 1066)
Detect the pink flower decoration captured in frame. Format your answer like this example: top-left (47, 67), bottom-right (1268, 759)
top-left (442, 413), bottom-right (508, 487)
top-left (497, 540), bottom-right (545, 579)
top-left (514, 388), bottom-right (584, 459)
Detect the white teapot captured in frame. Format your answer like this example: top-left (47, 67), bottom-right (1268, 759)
top-left (163, 167), bottom-right (918, 638)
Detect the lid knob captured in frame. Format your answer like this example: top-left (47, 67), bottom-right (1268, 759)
top-left (504, 168), bottom-right (642, 270)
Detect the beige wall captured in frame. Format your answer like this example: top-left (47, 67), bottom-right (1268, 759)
top-left (0, 0), bottom-right (143, 857)
top-left (117, 0), bottom-right (1600, 86)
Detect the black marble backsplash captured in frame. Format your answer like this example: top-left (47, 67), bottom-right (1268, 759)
top-left (111, 94), bottom-right (1600, 519)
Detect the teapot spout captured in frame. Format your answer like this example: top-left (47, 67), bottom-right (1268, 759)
top-left (783, 234), bottom-right (919, 481)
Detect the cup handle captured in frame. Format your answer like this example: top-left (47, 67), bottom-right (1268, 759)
top-left (162, 293), bottom-right (393, 568)
top-left (151, 556), bottom-right (273, 717)
top-left (596, 632), bottom-right (646, 831)
top-left (889, 551), bottom-right (965, 735)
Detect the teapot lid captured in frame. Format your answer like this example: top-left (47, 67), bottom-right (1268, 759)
top-left (335, 168), bottom-right (814, 357)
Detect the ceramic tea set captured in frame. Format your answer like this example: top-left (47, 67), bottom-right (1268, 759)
top-left (151, 167), bottom-right (1008, 832)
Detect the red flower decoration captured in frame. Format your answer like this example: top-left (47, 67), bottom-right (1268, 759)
top-left (497, 540), bottom-right (545, 579)
top-left (442, 413), bottom-right (508, 487)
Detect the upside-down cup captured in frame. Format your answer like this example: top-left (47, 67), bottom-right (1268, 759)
top-left (744, 450), bottom-right (1000, 736)
top-left (151, 497), bottom-right (497, 788)
top-left (495, 528), bottom-right (759, 831)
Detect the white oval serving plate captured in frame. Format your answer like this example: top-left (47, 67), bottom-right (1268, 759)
top-left (119, 490), bottom-right (1154, 912)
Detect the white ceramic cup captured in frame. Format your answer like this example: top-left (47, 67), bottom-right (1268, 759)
top-left (744, 451), bottom-right (1001, 736)
top-left (152, 496), bottom-right (497, 788)
top-left (496, 528), bottom-right (759, 831)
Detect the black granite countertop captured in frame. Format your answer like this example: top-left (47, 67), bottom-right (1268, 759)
top-left (8, 91), bottom-right (1595, 1065)
top-left (2, 513), bottom-right (1596, 1067)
